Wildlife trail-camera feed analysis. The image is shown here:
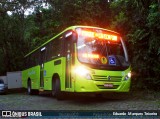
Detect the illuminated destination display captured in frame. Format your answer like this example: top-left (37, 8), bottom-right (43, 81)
top-left (80, 30), bottom-right (118, 41)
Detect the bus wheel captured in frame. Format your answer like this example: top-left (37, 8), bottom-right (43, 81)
top-left (52, 78), bottom-right (63, 100)
top-left (27, 80), bottom-right (32, 95)
top-left (52, 79), bottom-right (56, 97)
top-left (27, 80), bottom-right (39, 95)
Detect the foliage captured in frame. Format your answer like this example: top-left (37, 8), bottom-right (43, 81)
top-left (110, 0), bottom-right (160, 90)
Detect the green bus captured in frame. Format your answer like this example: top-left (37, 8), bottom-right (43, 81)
top-left (22, 26), bottom-right (131, 99)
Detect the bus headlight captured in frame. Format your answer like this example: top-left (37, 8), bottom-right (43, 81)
top-left (124, 72), bottom-right (131, 80)
top-left (74, 66), bottom-right (92, 80)
top-left (85, 73), bottom-right (92, 80)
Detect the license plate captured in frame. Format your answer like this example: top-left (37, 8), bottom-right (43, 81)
top-left (104, 84), bottom-right (113, 88)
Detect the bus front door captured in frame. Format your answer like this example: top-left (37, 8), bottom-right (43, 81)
top-left (40, 47), bottom-right (46, 89)
top-left (65, 38), bottom-right (73, 91)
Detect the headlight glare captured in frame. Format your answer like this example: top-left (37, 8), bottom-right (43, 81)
top-left (74, 66), bottom-right (92, 80)
top-left (74, 66), bottom-right (89, 76)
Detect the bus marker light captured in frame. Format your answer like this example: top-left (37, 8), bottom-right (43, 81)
top-left (41, 47), bottom-right (46, 51)
top-left (65, 32), bottom-right (72, 38)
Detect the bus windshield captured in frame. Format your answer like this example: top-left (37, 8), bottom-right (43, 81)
top-left (76, 28), bottom-right (130, 70)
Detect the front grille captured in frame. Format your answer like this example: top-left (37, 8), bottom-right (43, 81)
top-left (93, 75), bottom-right (122, 82)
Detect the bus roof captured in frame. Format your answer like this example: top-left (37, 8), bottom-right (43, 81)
top-left (24, 25), bottom-right (119, 57)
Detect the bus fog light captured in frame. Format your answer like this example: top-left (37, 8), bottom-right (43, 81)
top-left (124, 72), bottom-right (131, 80)
top-left (128, 72), bottom-right (131, 78)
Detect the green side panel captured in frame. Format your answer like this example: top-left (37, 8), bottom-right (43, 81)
top-left (43, 57), bottom-right (66, 90)
top-left (22, 65), bottom-right (40, 89)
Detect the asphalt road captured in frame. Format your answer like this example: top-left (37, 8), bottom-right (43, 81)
top-left (0, 89), bottom-right (159, 111)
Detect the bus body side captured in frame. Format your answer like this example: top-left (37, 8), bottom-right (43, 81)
top-left (22, 34), bottom-right (67, 92)
top-left (43, 57), bottom-right (66, 91)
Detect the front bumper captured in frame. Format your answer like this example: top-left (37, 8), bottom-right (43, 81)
top-left (74, 76), bottom-right (131, 93)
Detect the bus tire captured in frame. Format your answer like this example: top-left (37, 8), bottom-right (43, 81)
top-left (52, 79), bottom-right (56, 97)
top-left (52, 78), bottom-right (63, 100)
top-left (27, 79), bottom-right (32, 95)
top-left (27, 79), bottom-right (39, 95)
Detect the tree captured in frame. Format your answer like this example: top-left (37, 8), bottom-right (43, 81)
top-left (110, 0), bottom-right (160, 90)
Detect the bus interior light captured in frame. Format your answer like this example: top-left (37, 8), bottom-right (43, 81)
top-left (82, 53), bottom-right (99, 59)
